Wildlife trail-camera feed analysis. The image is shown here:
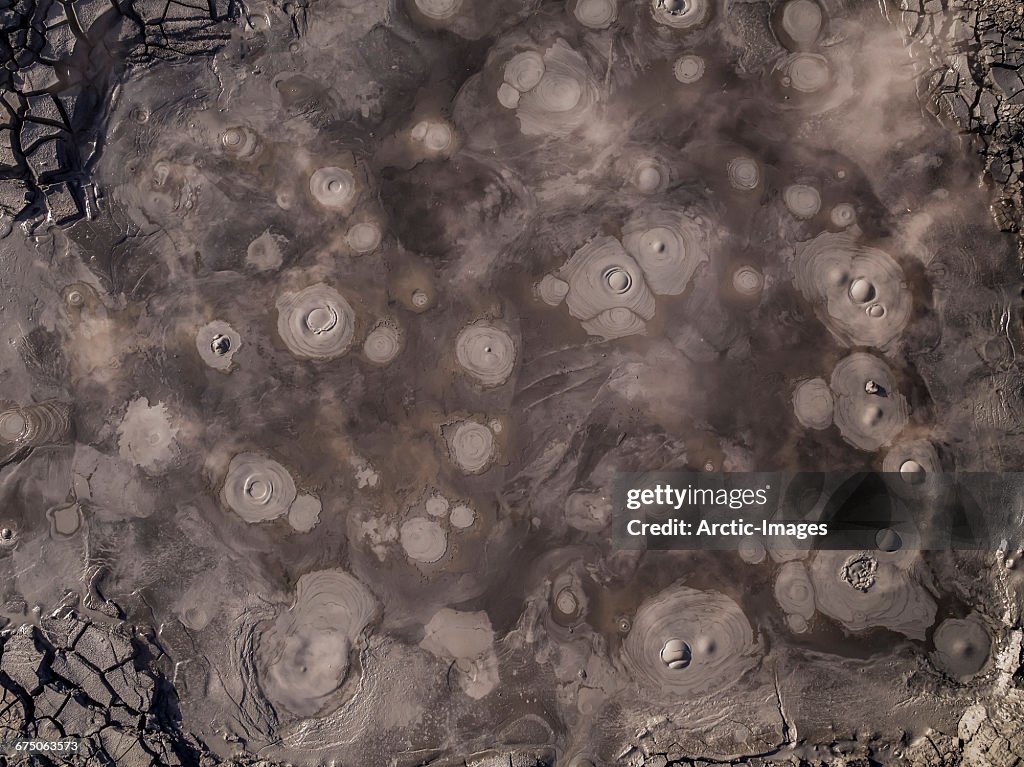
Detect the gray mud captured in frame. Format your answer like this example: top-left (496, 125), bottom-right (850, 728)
top-left (2, 0), bottom-right (1024, 766)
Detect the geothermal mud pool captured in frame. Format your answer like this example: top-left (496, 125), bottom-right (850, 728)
top-left (2, 0), bottom-right (1024, 765)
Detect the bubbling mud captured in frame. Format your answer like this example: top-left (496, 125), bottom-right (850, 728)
top-left (498, 83), bottom-right (521, 109)
top-left (599, 264), bottom-right (631, 292)
top-left (363, 321), bottom-right (403, 365)
top-left (882, 440), bottom-right (940, 479)
top-left (420, 609), bottom-right (499, 699)
top-left (899, 460), bottom-right (922, 479)
top-left (499, 50), bottom-right (544, 108)
top-left (421, 609), bottom-right (494, 658)
top-left (196, 321), bottom-right (241, 371)
top-left (783, 184), bottom-right (822, 219)
top-left (276, 284), bottom-right (356, 360)
top-left (780, 0), bottom-right (823, 46)
top-left (932, 617), bottom-right (990, 679)
top-left (415, 0), bottom-right (462, 21)
top-left (48, 502), bottom-right (82, 537)
top-left (582, 307), bottom-right (648, 339)
top-left (564, 491), bottom-right (612, 532)
top-left (555, 589), bottom-right (580, 619)
top-left (346, 222), bottom-right (383, 254)
top-left (426, 494), bottom-right (450, 517)
top-left (792, 232), bottom-right (912, 349)
top-left (622, 585), bottom-right (758, 698)
top-left (561, 237), bottom-right (655, 331)
top-left (623, 209), bottom-right (710, 296)
top-left (841, 552), bottom-right (879, 592)
top-left (309, 166), bottom-right (358, 212)
top-left (780, 53), bottom-right (832, 93)
top-left (505, 52), bottom-right (546, 92)
top-left (447, 420), bottom-right (496, 474)
top-left (573, 0), bottom-right (617, 28)
top-left (221, 453), bottom-right (298, 523)
top-left (400, 517), bottom-right (448, 563)
top-left (830, 202), bottom-right (857, 228)
top-left (411, 120), bottom-right (455, 155)
top-left (792, 377), bottom-right (834, 430)
top-left (411, 290), bottom-right (431, 310)
top-left (630, 158), bottom-right (670, 194)
top-left (288, 494), bottom-right (322, 533)
top-left (534, 74), bottom-right (583, 113)
top-left (829, 353), bottom-right (909, 451)
top-left (550, 570), bottom-right (588, 628)
top-left (18, 0), bottom-right (1021, 756)
top-left (1, 408), bottom-right (44, 444)
top-left (651, 0), bottom-right (711, 29)
top-left (774, 561), bottom-right (816, 633)
top-left (256, 570), bottom-right (377, 717)
top-left (739, 536), bottom-right (767, 564)
top-left (536, 274), bottom-right (570, 306)
top-left (455, 321), bottom-right (517, 387)
top-left (810, 550), bottom-right (936, 639)
top-left (732, 265), bottom-right (765, 296)
top-left (247, 230), bottom-right (285, 272)
top-left (0, 400), bottom-right (72, 460)
top-left (727, 157), bottom-right (760, 190)
top-left (515, 40), bottom-right (598, 137)
top-left (659, 638), bottom-right (691, 670)
top-left (219, 125), bottom-right (259, 159)
top-left (450, 504), bottom-right (476, 529)
top-left (117, 397), bottom-right (178, 475)
top-left (673, 54), bottom-right (705, 84)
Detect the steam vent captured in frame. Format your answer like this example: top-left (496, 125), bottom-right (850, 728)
top-left (2, 0), bottom-right (1024, 765)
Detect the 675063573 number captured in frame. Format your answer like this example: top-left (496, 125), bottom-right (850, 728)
top-left (9, 739), bottom-right (81, 754)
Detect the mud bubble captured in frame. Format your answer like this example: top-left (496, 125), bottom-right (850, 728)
top-left (276, 283), bottom-right (356, 360)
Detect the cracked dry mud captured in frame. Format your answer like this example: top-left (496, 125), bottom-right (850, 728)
top-left (2, 0), bottom-right (1024, 766)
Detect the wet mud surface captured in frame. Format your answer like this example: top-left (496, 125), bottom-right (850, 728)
top-left (2, 0), bottom-right (1024, 766)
